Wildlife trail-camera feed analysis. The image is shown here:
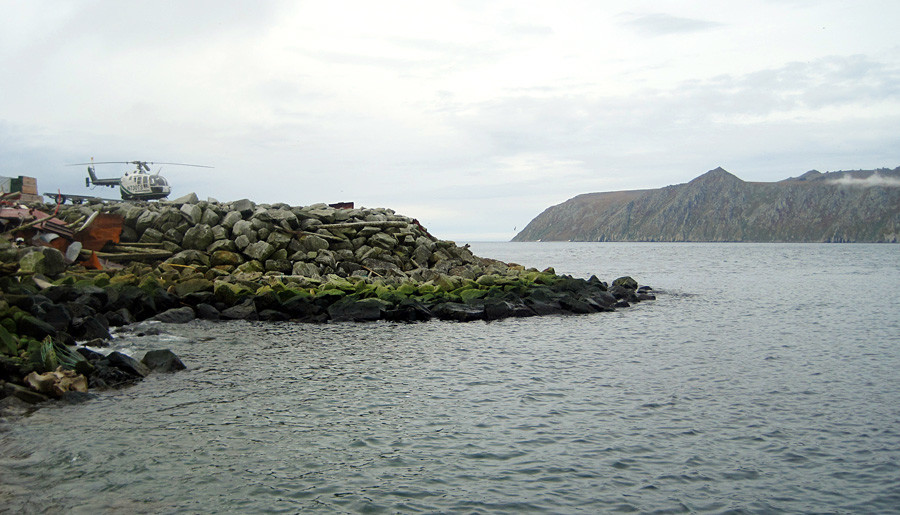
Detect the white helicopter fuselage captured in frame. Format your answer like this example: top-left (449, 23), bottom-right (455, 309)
top-left (119, 171), bottom-right (171, 200)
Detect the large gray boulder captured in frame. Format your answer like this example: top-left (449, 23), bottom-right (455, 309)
top-left (135, 210), bottom-right (159, 235)
top-left (230, 199), bottom-right (255, 216)
top-left (182, 224), bottom-right (215, 250)
top-left (292, 261), bottom-right (321, 279)
top-left (208, 239), bottom-right (238, 253)
top-left (171, 192), bottom-right (199, 204)
top-left (243, 241), bottom-right (275, 261)
top-left (300, 234), bottom-right (329, 252)
top-left (369, 232), bottom-right (398, 250)
top-left (180, 204), bottom-right (202, 224)
top-left (266, 230), bottom-right (293, 250)
top-left (220, 210), bottom-right (243, 230)
top-left (138, 227), bottom-right (165, 244)
top-left (165, 250), bottom-right (210, 267)
top-left (231, 220), bottom-right (254, 238)
top-left (200, 208), bottom-right (221, 226)
top-left (254, 208), bottom-right (298, 227)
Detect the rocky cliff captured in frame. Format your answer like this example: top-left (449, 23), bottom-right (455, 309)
top-left (513, 167), bottom-right (900, 243)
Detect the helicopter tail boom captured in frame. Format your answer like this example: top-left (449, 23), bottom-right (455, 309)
top-left (85, 165), bottom-right (121, 187)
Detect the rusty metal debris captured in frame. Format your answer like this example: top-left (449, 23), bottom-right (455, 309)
top-left (2, 194), bottom-right (129, 270)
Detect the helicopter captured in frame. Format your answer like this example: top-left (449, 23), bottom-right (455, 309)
top-left (72, 159), bottom-right (212, 201)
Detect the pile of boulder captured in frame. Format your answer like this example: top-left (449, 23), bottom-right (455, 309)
top-left (70, 196), bottom-right (482, 279)
top-left (1, 195), bottom-right (655, 409)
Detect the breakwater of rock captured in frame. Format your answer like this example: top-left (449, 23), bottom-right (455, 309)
top-left (1, 197), bottom-right (654, 408)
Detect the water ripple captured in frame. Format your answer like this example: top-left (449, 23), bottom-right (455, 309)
top-left (2, 243), bottom-right (900, 513)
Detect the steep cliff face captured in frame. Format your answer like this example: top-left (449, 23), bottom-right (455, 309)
top-left (513, 167), bottom-right (900, 242)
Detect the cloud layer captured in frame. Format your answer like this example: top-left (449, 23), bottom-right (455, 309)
top-left (1, 1), bottom-right (899, 240)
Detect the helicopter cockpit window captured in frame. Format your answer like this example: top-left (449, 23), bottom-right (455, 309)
top-left (149, 176), bottom-right (168, 186)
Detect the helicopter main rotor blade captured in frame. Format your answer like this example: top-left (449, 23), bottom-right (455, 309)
top-left (67, 161), bottom-right (213, 168)
top-left (67, 161), bottom-right (132, 166)
top-left (146, 162), bottom-right (214, 168)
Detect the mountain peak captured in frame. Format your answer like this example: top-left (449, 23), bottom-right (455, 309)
top-left (689, 167), bottom-right (743, 185)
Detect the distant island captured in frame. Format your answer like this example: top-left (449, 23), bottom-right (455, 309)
top-left (513, 166), bottom-right (900, 243)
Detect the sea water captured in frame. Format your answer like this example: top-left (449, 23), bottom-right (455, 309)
top-left (1, 243), bottom-right (898, 513)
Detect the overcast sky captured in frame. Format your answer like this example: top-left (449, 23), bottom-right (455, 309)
top-left (1, 1), bottom-right (898, 241)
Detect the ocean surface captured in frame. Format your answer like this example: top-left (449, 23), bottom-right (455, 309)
top-left (1, 242), bottom-right (899, 513)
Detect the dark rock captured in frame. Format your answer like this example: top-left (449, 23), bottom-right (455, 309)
top-left (141, 349), bottom-right (186, 373)
top-left (258, 309), bottom-right (290, 321)
top-left (195, 303), bottom-right (220, 320)
top-left (182, 291), bottom-right (216, 305)
top-left (71, 314), bottom-right (111, 341)
top-left (595, 290), bottom-right (617, 306)
top-left (151, 289), bottom-right (181, 313)
top-left (281, 296), bottom-right (321, 318)
top-left (44, 285), bottom-right (78, 303)
top-left (75, 292), bottom-right (105, 313)
top-left (612, 276), bottom-right (638, 290)
top-left (105, 285), bottom-right (154, 317)
top-left (17, 314), bottom-right (57, 340)
top-left (609, 285), bottom-right (638, 302)
top-left (152, 306), bottom-right (196, 324)
top-left (220, 300), bottom-right (258, 320)
top-left (2, 382), bottom-right (50, 404)
top-left (103, 308), bottom-right (135, 327)
top-left (31, 302), bottom-right (72, 332)
top-left (584, 297), bottom-right (615, 312)
top-left (524, 298), bottom-right (565, 316)
top-left (253, 291), bottom-right (281, 312)
top-left (484, 298), bottom-right (535, 320)
top-left (327, 297), bottom-right (392, 322)
top-left (523, 287), bottom-right (566, 315)
top-left (383, 299), bottom-right (433, 322)
top-left (76, 347), bottom-right (105, 361)
top-left (558, 295), bottom-right (596, 314)
top-left (106, 351), bottom-right (150, 378)
top-left (431, 302), bottom-right (485, 322)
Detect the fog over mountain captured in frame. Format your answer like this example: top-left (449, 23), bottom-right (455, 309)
top-left (513, 167), bottom-right (900, 243)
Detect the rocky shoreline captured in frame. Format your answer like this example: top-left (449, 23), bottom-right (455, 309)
top-left (1, 196), bottom-right (654, 414)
